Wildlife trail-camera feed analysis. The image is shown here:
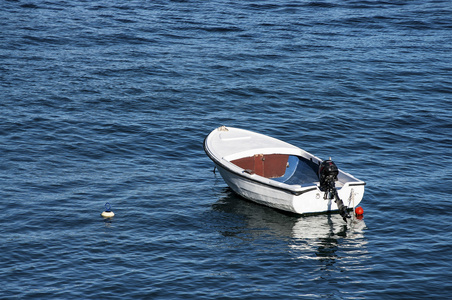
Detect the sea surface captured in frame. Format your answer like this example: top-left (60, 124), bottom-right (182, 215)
top-left (1, 0), bottom-right (451, 299)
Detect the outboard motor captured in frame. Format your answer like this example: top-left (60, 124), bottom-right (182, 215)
top-left (319, 159), bottom-right (339, 191)
top-left (318, 159), bottom-right (351, 221)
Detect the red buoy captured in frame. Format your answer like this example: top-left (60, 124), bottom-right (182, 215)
top-left (355, 206), bottom-right (364, 216)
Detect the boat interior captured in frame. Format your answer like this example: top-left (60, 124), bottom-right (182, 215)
top-left (231, 154), bottom-right (321, 187)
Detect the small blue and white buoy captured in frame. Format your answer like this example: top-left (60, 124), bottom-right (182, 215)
top-left (101, 202), bottom-right (115, 218)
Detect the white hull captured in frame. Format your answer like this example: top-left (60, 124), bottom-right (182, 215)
top-left (204, 126), bottom-right (365, 215)
top-left (215, 164), bottom-right (364, 215)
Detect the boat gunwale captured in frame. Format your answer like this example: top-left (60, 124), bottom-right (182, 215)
top-left (204, 136), bottom-right (365, 197)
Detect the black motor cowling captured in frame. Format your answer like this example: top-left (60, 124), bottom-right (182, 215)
top-left (318, 159), bottom-right (338, 190)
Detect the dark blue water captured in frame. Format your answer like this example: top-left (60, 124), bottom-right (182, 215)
top-left (1, 0), bottom-right (451, 298)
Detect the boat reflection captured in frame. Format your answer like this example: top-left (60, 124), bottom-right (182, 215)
top-left (210, 188), bottom-right (368, 263)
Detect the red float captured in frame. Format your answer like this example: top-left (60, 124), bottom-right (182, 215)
top-left (355, 206), bottom-right (364, 215)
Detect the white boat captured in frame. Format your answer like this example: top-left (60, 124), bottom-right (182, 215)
top-left (204, 126), bottom-right (365, 219)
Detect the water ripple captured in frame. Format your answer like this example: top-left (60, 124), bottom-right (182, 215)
top-left (1, 0), bottom-right (451, 298)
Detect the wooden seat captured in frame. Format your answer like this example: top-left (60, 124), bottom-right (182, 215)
top-left (231, 154), bottom-right (289, 178)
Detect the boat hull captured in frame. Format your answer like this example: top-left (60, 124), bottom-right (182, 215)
top-left (214, 163), bottom-right (364, 215)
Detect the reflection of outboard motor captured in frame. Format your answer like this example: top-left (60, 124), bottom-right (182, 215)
top-left (318, 159), bottom-right (351, 221)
